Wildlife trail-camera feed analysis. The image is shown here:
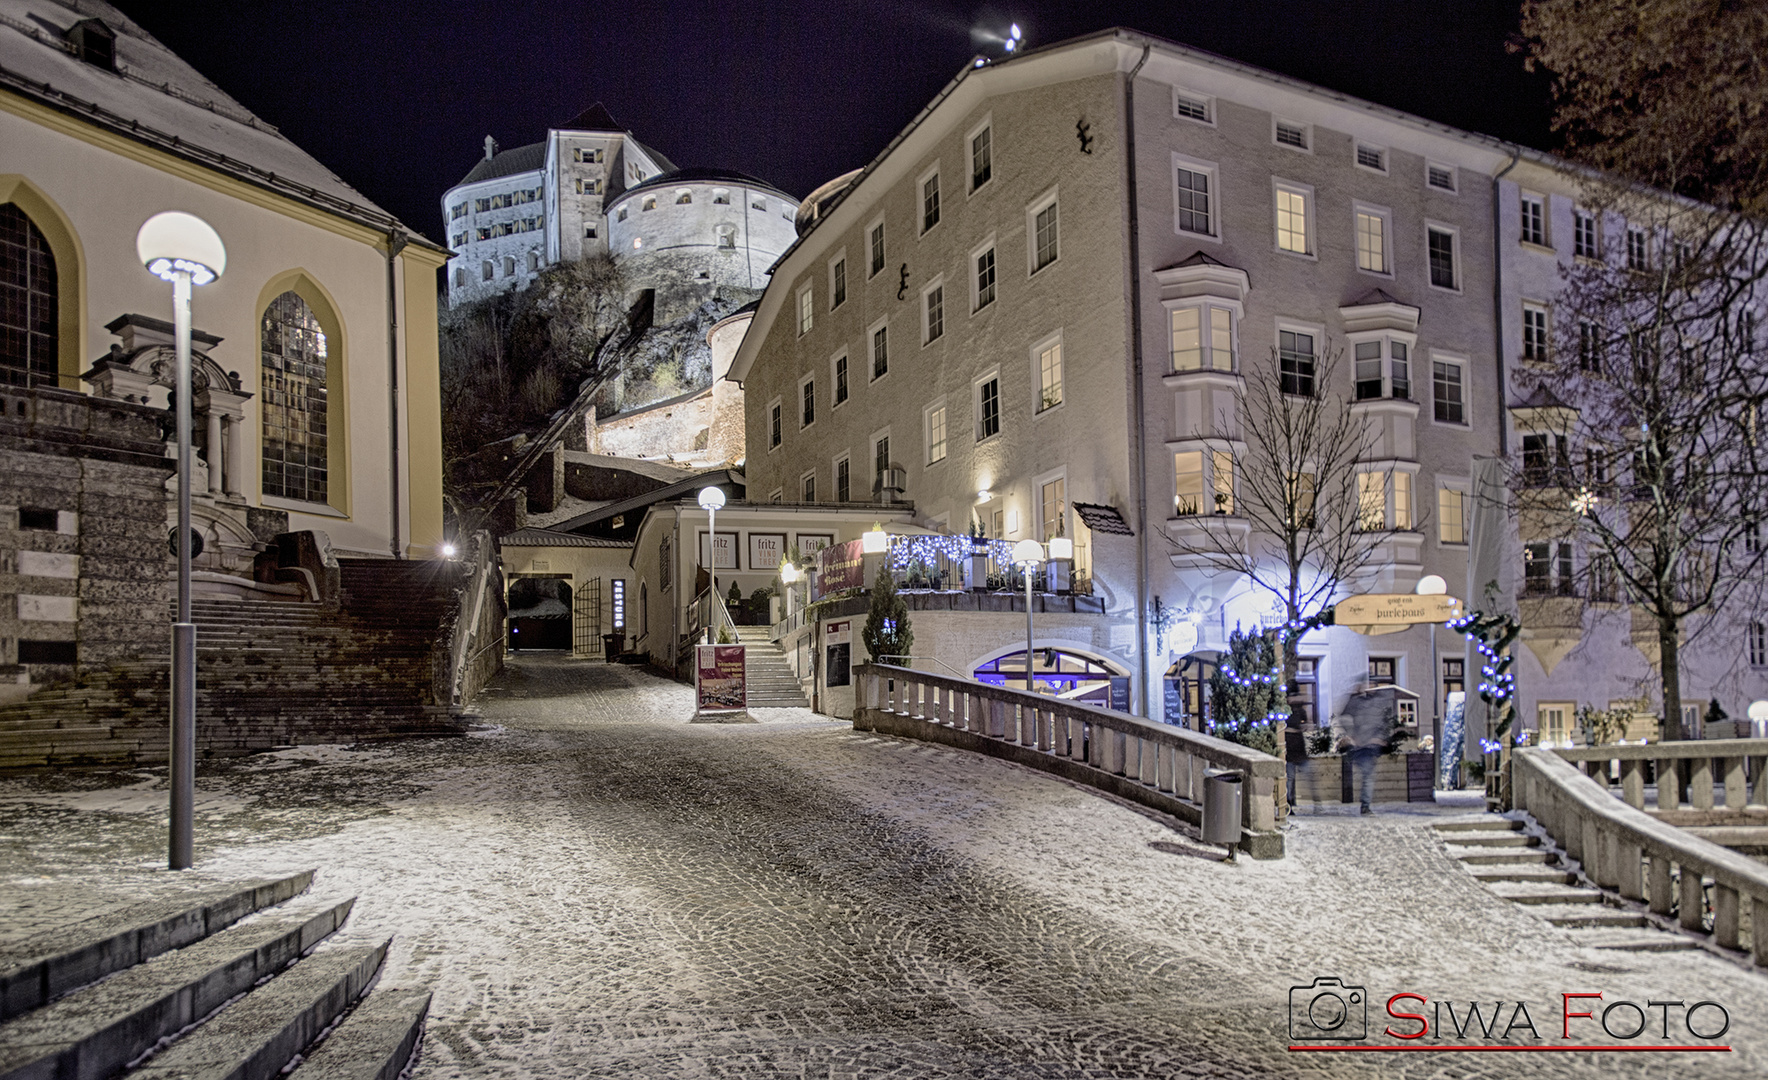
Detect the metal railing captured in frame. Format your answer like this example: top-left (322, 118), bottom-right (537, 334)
top-left (853, 663), bottom-right (1284, 856)
top-left (440, 529), bottom-right (500, 708)
top-left (690, 587), bottom-right (737, 644)
top-left (1515, 747), bottom-right (1768, 964)
top-left (1550, 739), bottom-right (1768, 812)
top-left (877, 654), bottom-right (967, 679)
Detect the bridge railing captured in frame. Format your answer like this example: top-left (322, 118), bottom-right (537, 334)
top-left (853, 663), bottom-right (1284, 856)
top-left (1514, 748), bottom-right (1768, 964)
top-left (1550, 739), bottom-right (1768, 812)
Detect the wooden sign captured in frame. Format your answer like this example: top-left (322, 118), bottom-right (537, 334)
top-left (1334, 593), bottom-right (1463, 634)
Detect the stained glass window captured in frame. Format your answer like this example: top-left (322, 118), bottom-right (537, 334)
top-left (260, 291), bottom-right (328, 503)
top-left (0, 203), bottom-right (58, 388)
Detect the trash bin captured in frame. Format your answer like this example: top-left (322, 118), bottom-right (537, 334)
top-left (602, 633), bottom-right (623, 662)
top-left (1202, 769), bottom-right (1244, 850)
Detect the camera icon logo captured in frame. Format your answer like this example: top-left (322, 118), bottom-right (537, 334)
top-left (1289, 977), bottom-right (1367, 1041)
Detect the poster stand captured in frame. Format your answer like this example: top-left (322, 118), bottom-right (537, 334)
top-left (691, 643), bottom-right (754, 723)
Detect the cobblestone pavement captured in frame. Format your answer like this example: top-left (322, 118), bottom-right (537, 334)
top-left (1, 656), bottom-right (1764, 1078)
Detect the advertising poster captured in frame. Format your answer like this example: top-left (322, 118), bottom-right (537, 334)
top-left (1163, 678), bottom-right (1185, 726)
top-left (699, 531), bottom-right (738, 570)
top-left (815, 538), bottom-right (866, 599)
top-left (695, 644), bottom-right (747, 711)
top-left (749, 532), bottom-right (786, 571)
top-left (796, 533), bottom-right (835, 558)
top-left (825, 620), bottom-right (852, 688)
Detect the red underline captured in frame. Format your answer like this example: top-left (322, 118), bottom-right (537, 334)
top-left (1289, 1045), bottom-right (1730, 1052)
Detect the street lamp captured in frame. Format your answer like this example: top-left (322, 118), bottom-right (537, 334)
top-left (1013, 538), bottom-right (1044, 691)
top-left (1416, 574), bottom-right (1448, 781)
top-left (698, 486), bottom-right (725, 635)
top-left (137, 211), bottom-right (225, 872)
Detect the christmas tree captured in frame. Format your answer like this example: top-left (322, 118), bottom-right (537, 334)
top-left (861, 561), bottom-right (913, 662)
top-left (1207, 625), bottom-right (1282, 754)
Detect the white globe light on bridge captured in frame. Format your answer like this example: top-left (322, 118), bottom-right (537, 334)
top-left (137, 210), bottom-right (225, 873)
top-left (1415, 574), bottom-right (1447, 596)
top-left (698, 487), bottom-right (727, 633)
top-left (1012, 539), bottom-right (1045, 692)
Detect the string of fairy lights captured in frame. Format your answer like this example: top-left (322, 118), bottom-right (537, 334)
top-left (1205, 608), bottom-right (1344, 733)
top-left (885, 533), bottom-right (1019, 572)
top-left (1447, 610), bottom-right (1522, 743)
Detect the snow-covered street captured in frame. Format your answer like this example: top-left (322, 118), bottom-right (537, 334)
top-left (2, 656), bottom-right (1764, 1078)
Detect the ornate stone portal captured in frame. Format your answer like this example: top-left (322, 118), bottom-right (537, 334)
top-left (83, 314), bottom-right (292, 596)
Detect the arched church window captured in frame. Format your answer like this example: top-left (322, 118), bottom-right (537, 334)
top-left (260, 291), bottom-right (328, 503)
top-left (0, 203), bottom-right (59, 387)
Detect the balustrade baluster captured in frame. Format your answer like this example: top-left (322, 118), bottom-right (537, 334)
top-left (1156, 743), bottom-right (1174, 792)
top-left (1755, 897), bottom-right (1768, 967)
top-left (1723, 757), bottom-right (1745, 811)
top-left (1175, 751), bottom-right (1192, 801)
top-left (1596, 828), bottom-right (1617, 889)
top-left (1752, 755), bottom-right (1768, 807)
top-left (988, 698), bottom-right (1007, 739)
top-left (1649, 855), bottom-right (1673, 915)
top-left (1712, 884), bottom-right (1740, 950)
top-left (1139, 739), bottom-right (1156, 785)
top-left (1657, 758), bottom-right (1679, 810)
top-left (1018, 704), bottom-right (1035, 746)
top-left (1679, 866), bottom-right (1706, 931)
top-left (1123, 733), bottom-right (1140, 780)
top-left (1621, 759), bottom-right (1645, 809)
top-left (1690, 757), bottom-right (1714, 811)
top-left (1037, 709), bottom-right (1053, 752)
top-left (1617, 842), bottom-right (1644, 901)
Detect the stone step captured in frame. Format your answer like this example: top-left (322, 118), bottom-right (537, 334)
top-left (1443, 833), bottom-right (1539, 848)
top-left (1434, 817), bottom-right (1525, 833)
top-left (0, 897), bottom-right (354, 1080)
top-left (1573, 928), bottom-right (1703, 952)
top-left (129, 941), bottom-right (387, 1080)
top-left (1468, 866), bottom-right (1580, 885)
top-left (1448, 848), bottom-right (1555, 865)
top-left (1539, 907), bottom-right (1650, 928)
top-left (1487, 885), bottom-right (1606, 906)
top-left (0, 870), bottom-right (314, 1022)
top-left (288, 987), bottom-right (431, 1080)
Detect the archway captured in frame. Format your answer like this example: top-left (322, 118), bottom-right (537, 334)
top-left (972, 644), bottom-right (1128, 706)
top-left (507, 576), bottom-right (573, 650)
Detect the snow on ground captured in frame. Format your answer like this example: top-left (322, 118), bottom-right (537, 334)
top-left (1, 656), bottom-right (1763, 1078)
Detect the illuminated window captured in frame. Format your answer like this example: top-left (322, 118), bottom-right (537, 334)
top-left (1393, 472), bottom-right (1413, 530)
top-left (1275, 185), bottom-right (1310, 254)
top-left (1355, 208), bottom-right (1388, 273)
top-left (1520, 193), bottom-right (1547, 246)
top-left (971, 125), bottom-right (992, 191)
top-left (0, 203), bottom-right (59, 388)
top-left (1438, 486), bottom-right (1467, 544)
top-left (1037, 338), bottom-right (1063, 410)
top-left (926, 402), bottom-right (947, 463)
top-left (1174, 451), bottom-right (1204, 516)
top-left (1357, 472), bottom-right (1386, 531)
top-left (260, 291), bottom-right (329, 503)
top-left (1031, 196), bottom-right (1059, 272)
top-left (1170, 305), bottom-right (1234, 372)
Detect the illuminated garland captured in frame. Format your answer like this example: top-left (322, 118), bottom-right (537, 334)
top-left (1448, 610), bottom-right (1522, 743)
top-left (885, 534), bottom-right (1018, 573)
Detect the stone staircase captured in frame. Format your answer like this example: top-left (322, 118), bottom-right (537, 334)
top-left (0, 559), bottom-right (469, 770)
top-left (1436, 815), bottom-right (1700, 951)
top-left (733, 627), bottom-right (810, 708)
top-left (0, 870), bottom-right (429, 1080)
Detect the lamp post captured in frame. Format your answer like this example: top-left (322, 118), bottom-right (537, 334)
top-left (698, 486), bottom-right (725, 639)
top-left (137, 211), bottom-right (226, 871)
top-left (1416, 573), bottom-right (1448, 780)
top-left (1012, 538), bottom-right (1044, 691)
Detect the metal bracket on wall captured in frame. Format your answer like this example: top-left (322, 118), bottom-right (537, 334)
top-left (897, 264), bottom-right (910, 300)
top-left (1076, 119), bottom-right (1094, 154)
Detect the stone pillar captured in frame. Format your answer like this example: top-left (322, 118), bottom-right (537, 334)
top-left (206, 411), bottom-right (224, 496)
top-left (225, 415), bottom-right (244, 497)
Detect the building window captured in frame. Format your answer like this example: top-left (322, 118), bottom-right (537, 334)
top-left (1356, 144), bottom-right (1386, 172)
top-left (451, 203), bottom-right (468, 221)
top-left (1438, 486), bottom-right (1467, 544)
top-left (481, 260), bottom-right (493, 281)
top-left (1171, 305), bottom-right (1234, 372)
top-left (527, 252), bottom-right (540, 272)
top-left (1427, 227), bottom-right (1458, 289)
top-left (869, 219), bottom-right (885, 277)
top-left (1039, 477), bottom-right (1067, 542)
top-left (872, 323), bottom-right (889, 379)
top-left (1751, 623), bottom-right (1767, 667)
top-left (1355, 208), bottom-right (1388, 273)
top-left (453, 267), bottom-right (467, 288)
top-left (1357, 472), bottom-right (1386, 530)
top-left (1427, 163), bottom-right (1457, 192)
top-left (926, 402), bottom-right (947, 464)
top-left (1433, 359), bottom-right (1464, 423)
top-left (1394, 472), bottom-right (1413, 530)
top-left (1174, 162), bottom-right (1214, 236)
top-left (715, 224), bottom-right (735, 249)
top-left (1574, 209), bottom-right (1598, 258)
top-left (922, 171), bottom-right (941, 233)
top-left (0, 203), bottom-right (59, 388)
top-left (802, 472), bottom-right (816, 502)
top-left (1368, 658), bottom-right (1397, 686)
top-left (1578, 321), bottom-right (1602, 372)
top-left (1354, 338), bottom-right (1409, 400)
top-left (924, 282), bottom-right (944, 343)
top-left (616, 207), bottom-right (627, 222)
top-left (1275, 185), bottom-right (1311, 254)
top-left (1279, 329), bottom-right (1316, 396)
top-left (1523, 303), bottom-right (1550, 362)
top-left (474, 198), bottom-right (490, 213)
top-left (503, 256), bottom-right (516, 277)
top-left (1275, 120), bottom-right (1310, 150)
top-left (713, 189), bottom-right (730, 205)
top-left (1522, 432), bottom-right (1568, 485)
top-left (1627, 226), bottom-right (1649, 271)
top-left (1173, 451), bottom-right (1203, 516)
top-left (1520, 193), bottom-right (1547, 247)
top-left (1036, 337), bottom-right (1063, 411)
top-left (1523, 540), bottom-right (1576, 597)
top-left (769, 400), bottom-right (782, 449)
top-left (1590, 553), bottom-right (1619, 602)
top-left (974, 245), bottom-right (996, 310)
top-left (798, 286), bottom-right (814, 335)
top-left (831, 256), bottom-right (847, 308)
top-left (642, 196), bottom-right (656, 211)
top-left (753, 197), bottom-right (767, 212)
top-left (1031, 196), bottom-right (1059, 273)
top-left (801, 377), bottom-right (815, 428)
top-left (1173, 89), bottom-right (1212, 123)
top-left (260, 291), bottom-right (328, 504)
top-left (874, 435), bottom-right (891, 488)
top-left (833, 353), bottom-right (849, 405)
top-left (835, 455), bottom-right (851, 502)
top-left (971, 125), bottom-right (992, 191)
top-left (976, 374), bottom-right (1000, 440)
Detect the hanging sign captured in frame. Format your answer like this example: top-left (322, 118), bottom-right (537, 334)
top-left (815, 539), bottom-right (866, 599)
top-left (1334, 593), bottom-right (1463, 635)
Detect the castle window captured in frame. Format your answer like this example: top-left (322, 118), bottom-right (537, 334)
top-left (643, 196), bottom-right (656, 211)
top-left (753, 197), bottom-right (767, 212)
top-left (482, 261), bottom-right (493, 281)
top-left (715, 225), bottom-right (736, 249)
top-left (617, 207), bottom-right (627, 221)
top-left (676, 190), bottom-right (692, 205)
top-left (503, 256), bottom-right (516, 277)
top-left (585, 226), bottom-right (598, 239)
top-left (1, 203), bottom-right (60, 388)
top-left (713, 189), bottom-right (730, 205)
top-left (260, 292), bottom-right (328, 504)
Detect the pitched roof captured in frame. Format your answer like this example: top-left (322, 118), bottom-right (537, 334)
top-left (500, 527), bottom-right (631, 549)
top-left (0, 0), bottom-right (436, 245)
top-left (561, 102), bottom-right (621, 132)
top-left (456, 142), bottom-right (546, 187)
top-left (1347, 287), bottom-right (1406, 307)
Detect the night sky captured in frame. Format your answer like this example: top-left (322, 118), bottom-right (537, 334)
top-left (118, 1), bottom-right (1554, 245)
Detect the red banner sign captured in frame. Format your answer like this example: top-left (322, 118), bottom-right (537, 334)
top-left (695, 644), bottom-right (747, 711)
top-left (815, 538), bottom-right (866, 599)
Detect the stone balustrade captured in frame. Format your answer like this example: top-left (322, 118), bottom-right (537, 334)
top-left (853, 663), bottom-right (1285, 858)
top-left (1550, 739), bottom-right (1768, 812)
top-left (1514, 748), bottom-right (1768, 964)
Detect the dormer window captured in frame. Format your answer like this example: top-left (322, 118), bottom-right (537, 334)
top-left (67, 19), bottom-right (117, 71)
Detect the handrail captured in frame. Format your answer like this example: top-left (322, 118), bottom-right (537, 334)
top-left (442, 529), bottom-right (498, 707)
top-left (878, 654), bottom-right (967, 679)
top-left (691, 586), bottom-right (738, 643)
top-left (1514, 747), bottom-right (1768, 964)
top-left (1550, 738), bottom-right (1768, 812)
top-left (853, 663), bottom-right (1284, 858)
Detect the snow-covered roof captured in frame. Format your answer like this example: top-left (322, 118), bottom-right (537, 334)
top-left (454, 142), bottom-right (546, 188)
top-left (500, 527), bottom-right (631, 549)
top-left (0, 0), bottom-right (439, 247)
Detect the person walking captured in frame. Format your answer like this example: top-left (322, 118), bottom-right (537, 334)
top-left (1284, 715), bottom-right (1309, 811)
top-left (1337, 691), bottom-right (1394, 815)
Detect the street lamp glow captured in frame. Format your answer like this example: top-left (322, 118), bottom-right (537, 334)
top-left (1047, 535), bottom-right (1073, 560)
top-left (1415, 574), bottom-right (1447, 596)
top-left (1012, 538), bottom-right (1044, 566)
top-left (441, 542), bottom-right (458, 558)
top-left (779, 560), bottom-right (800, 584)
top-left (1012, 538), bottom-right (1043, 692)
top-left (697, 486), bottom-right (725, 512)
top-left (138, 211), bottom-right (224, 873)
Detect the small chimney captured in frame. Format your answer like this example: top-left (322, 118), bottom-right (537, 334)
top-left (484, 135), bottom-right (497, 161)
